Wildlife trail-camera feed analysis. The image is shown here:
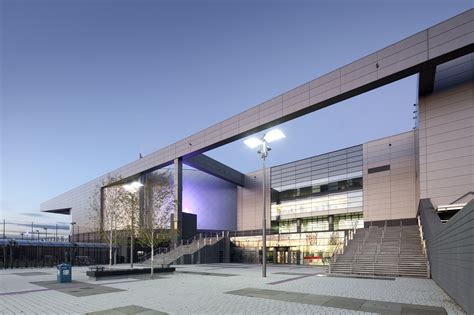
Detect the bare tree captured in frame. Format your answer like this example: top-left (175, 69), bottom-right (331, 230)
top-left (119, 183), bottom-right (140, 269)
top-left (88, 175), bottom-right (125, 270)
top-left (137, 171), bottom-right (175, 278)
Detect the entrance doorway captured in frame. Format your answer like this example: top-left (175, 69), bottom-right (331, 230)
top-left (274, 247), bottom-right (300, 264)
top-left (275, 247), bottom-right (289, 264)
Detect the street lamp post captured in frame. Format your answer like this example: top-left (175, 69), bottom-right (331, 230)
top-left (244, 129), bottom-right (285, 277)
top-left (123, 181), bottom-right (144, 269)
top-left (36, 230), bottom-right (40, 241)
top-left (43, 228), bottom-right (48, 241)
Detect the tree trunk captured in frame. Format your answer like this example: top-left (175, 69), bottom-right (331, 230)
top-left (151, 242), bottom-right (154, 278)
top-left (109, 226), bottom-right (113, 270)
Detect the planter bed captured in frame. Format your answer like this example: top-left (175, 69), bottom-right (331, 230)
top-left (86, 266), bottom-right (175, 279)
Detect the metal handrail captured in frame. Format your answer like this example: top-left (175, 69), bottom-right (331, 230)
top-left (164, 234), bottom-right (223, 264)
top-left (139, 246), bottom-right (170, 262)
top-left (417, 216), bottom-right (428, 257)
top-left (140, 231), bottom-right (226, 263)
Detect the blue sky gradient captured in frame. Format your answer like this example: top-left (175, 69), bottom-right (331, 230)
top-left (1, 0), bottom-right (472, 222)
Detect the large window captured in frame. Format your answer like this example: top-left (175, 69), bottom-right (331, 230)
top-left (275, 176), bottom-right (362, 202)
top-left (271, 212), bottom-right (363, 234)
top-left (271, 145), bottom-right (363, 220)
top-left (334, 213), bottom-right (364, 230)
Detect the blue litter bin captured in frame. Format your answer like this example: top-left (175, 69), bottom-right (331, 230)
top-left (57, 264), bottom-right (72, 283)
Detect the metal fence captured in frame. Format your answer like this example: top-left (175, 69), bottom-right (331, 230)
top-left (0, 219), bottom-right (119, 268)
top-left (1, 219), bottom-right (70, 241)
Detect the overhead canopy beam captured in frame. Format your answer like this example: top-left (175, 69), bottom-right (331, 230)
top-left (184, 154), bottom-right (246, 187)
top-left (42, 208), bottom-right (71, 215)
top-left (418, 66), bottom-right (437, 96)
top-left (105, 10), bottom-right (473, 182)
top-left (41, 9), bottom-right (474, 212)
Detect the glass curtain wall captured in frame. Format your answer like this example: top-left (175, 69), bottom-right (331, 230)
top-left (231, 146), bottom-right (366, 265)
top-left (230, 230), bottom-right (345, 265)
top-left (271, 145), bottom-right (364, 223)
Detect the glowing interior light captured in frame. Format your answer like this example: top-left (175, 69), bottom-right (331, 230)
top-left (131, 182), bottom-right (144, 189)
top-left (264, 129), bottom-right (286, 143)
top-left (244, 137), bottom-right (263, 149)
top-left (123, 181), bottom-right (143, 192)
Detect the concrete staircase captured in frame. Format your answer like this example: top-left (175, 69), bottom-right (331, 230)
top-left (330, 224), bottom-right (429, 278)
top-left (144, 234), bottom-right (224, 266)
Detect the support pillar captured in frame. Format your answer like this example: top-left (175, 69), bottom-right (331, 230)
top-left (328, 215), bottom-right (334, 231)
top-left (224, 232), bottom-right (230, 263)
top-left (138, 174), bottom-right (146, 226)
top-left (173, 158), bottom-right (183, 245)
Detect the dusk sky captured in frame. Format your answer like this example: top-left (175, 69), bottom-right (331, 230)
top-left (1, 0), bottom-right (472, 224)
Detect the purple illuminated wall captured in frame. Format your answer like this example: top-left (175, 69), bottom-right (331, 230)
top-left (182, 169), bottom-right (237, 231)
top-left (145, 168), bottom-right (237, 231)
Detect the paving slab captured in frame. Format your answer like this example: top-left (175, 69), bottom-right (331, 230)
top-left (360, 300), bottom-right (402, 314)
top-left (270, 291), bottom-right (308, 302)
top-left (323, 297), bottom-right (367, 311)
top-left (401, 303), bottom-right (448, 315)
top-left (31, 280), bottom-right (125, 297)
top-left (87, 305), bottom-right (167, 315)
top-left (12, 272), bottom-right (52, 276)
top-left (294, 294), bottom-right (333, 305)
top-left (225, 288), bottom-right (273, 299)
top-left (175, 271), bottom-right (237, 277)
top-left (225, 287), bottom-right (450, 314)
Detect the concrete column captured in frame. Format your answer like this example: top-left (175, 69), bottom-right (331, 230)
top-left (173, 158), bottom-right (183, 245)
top-left (138, 174), bottom-right (146, 227)
top-left (328, 215), bottom-right (334, 231)
top-left (224, 232), bottom-right (230, 263)
top-left (99, 187), bottom-right (105, 234)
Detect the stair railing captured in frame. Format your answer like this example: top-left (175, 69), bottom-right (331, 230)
top-left (417, 216), bottom-right (428, 258)
top-left (328, 242), bottom-right (343, 273)
top-left (145, 231), bottom-right (227, 265)
top-left (139, 246), bottom-right (169, 263)
top-left (417, 215), bottom-right (431, 278)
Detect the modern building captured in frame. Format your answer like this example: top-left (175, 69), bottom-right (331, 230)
top-left (232, 132), bottom-right (418, 265)
top-left (40, 10), bottom-right (473, 312)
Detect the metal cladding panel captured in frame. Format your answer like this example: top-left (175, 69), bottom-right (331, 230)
top-left (363, 131), bottom-right (417, 222)
top-left (418, 53), bottom-right (474, 207)
top-left (42, 10), bottom-right (474, 215)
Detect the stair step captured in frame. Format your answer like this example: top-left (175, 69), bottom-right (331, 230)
top-left (331, 225), bottom-right (428, 278)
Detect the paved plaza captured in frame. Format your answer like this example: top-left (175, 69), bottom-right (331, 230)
top-left (0, 263), bottom-right (465, 314)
